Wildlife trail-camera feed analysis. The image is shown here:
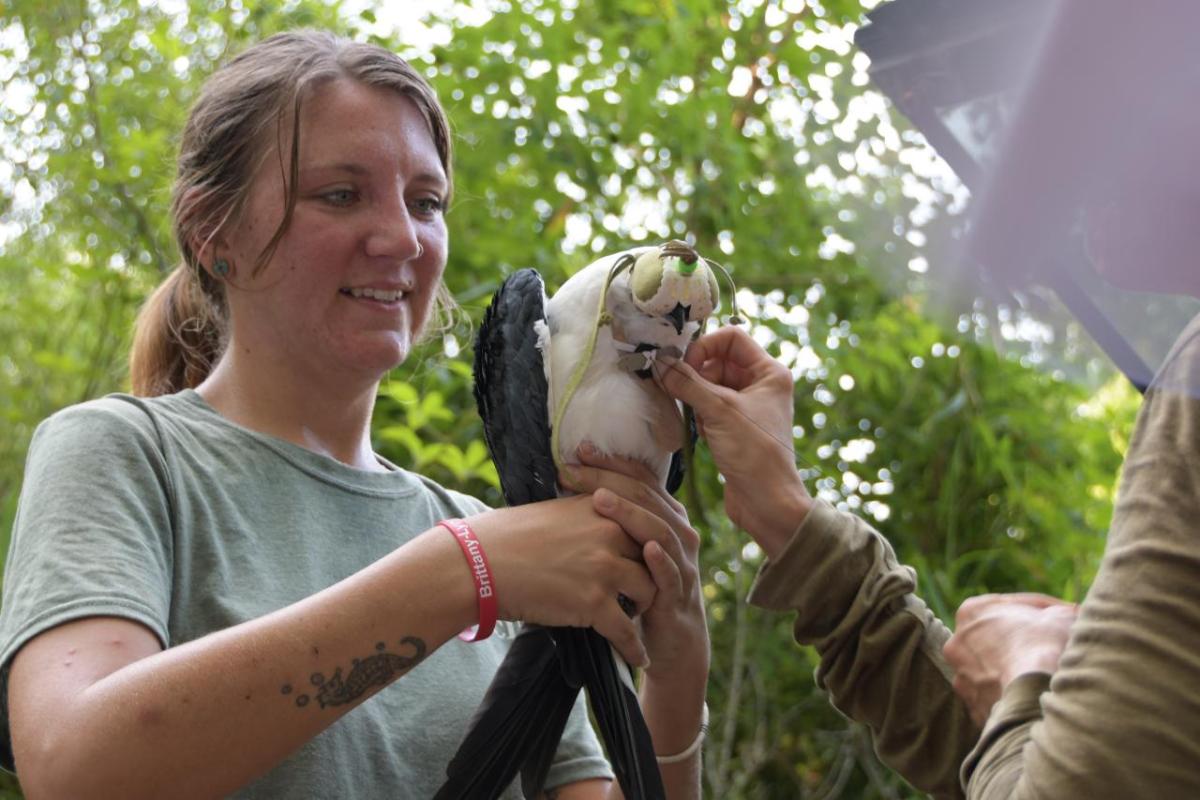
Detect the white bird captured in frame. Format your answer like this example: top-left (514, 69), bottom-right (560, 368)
top-left (438, 240), bottom-right (726, 800)
top-left (541, 240), bottom-right (721, 485)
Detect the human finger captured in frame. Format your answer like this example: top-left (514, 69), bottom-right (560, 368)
top-left (955, 592), bottom-right (1075, 628)
top-left (681, 326), bottom-right (757, 370)
top-left (682, 326), bottom-right (777, 384)
top-left (942, 632), bottom-right (965, 667)
top-left (962, 592), bottom-right (1072, 611)
top-left (941, 628), bottom-right (979, 675)
top-left (982, 592), bottom-right (1078, 610)
top-left (943, 632), bottom-right (996, 724)
top-left (575, 442), bottom-right (659, 484)
top-left (592, 488), bottom-right (691, 575)
top-left (593, 599), bottom-right (650, 667)
top-left (644, 540), bottom-right (685, 603)
top-left (1042, 604), bottom-right (1081, 621)
top-left (685, 355), bottom-right (754, 392)
top-left (609, 556), bottom-right (659, 615)
top-left (571, 447), bottom-right (687, 518)
top-left (578, 502), bottom-right (647, 562)
top-left (954, 594), bottom-right (1006, 627)
top-left (951, 673), bottom-right (992, 728)
top-left (654, 357), bottom-right (732, 418)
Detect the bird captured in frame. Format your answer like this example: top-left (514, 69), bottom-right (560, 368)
top-left (435, 240), bottom-right (730, 800)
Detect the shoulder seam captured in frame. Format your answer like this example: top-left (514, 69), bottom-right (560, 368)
top-left (107, 395), bottom-right (180, 538)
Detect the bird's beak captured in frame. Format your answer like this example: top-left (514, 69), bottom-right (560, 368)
top-left (666, 302), bottom-right (688, 334)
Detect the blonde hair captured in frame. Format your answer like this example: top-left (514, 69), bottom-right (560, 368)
top-left (130, 30), bottom-right (455, 396)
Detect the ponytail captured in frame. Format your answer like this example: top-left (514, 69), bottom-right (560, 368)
top-left (129, 263), bottom-right (226, 397)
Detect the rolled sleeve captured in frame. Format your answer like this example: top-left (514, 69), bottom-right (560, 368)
top-left (749, 501), bottom-right (979, 800)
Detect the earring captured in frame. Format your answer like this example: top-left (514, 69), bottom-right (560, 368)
top-left (213, 258), bottom-right (231, 277)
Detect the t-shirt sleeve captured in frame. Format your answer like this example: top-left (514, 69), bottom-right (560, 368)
top-left (960, 324), bottom-right (1200, 798)
top-left (747, 500), bottom-right (979, 800)
top-left (0, 397), bottom-right (175, 770)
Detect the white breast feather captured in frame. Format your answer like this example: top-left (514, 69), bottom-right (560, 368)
top-left (544, 249), bottom-right (682, 485)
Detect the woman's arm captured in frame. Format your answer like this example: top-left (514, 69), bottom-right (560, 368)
top-left (9, 496), bottom-right (665, 800)
top-left (10, 527), bottom-right (473, 799)
top-left (569, 449), bottom-right (709, 800)
top-left (655, 326), bottom-right (811, 560)
top-left (658, 327), bottom-right (978, 799)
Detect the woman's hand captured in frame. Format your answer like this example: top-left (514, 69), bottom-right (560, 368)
top-left (655, 326), bottom-right (811, 559)
top-left (943, 592), bottom-right (1080, 726)
top-left (567, 443), bottom-right (710, 681)
top-left (465, 496), bottom-right (658, 667)
top-left (567, 445), bottom-right (709, 784)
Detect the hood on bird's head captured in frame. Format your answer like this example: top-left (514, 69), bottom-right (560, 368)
top-left (629, 240), bottom-right (720, 327)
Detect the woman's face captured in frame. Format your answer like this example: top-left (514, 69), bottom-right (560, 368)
top-left (218, 78), bottom-right (449, 384)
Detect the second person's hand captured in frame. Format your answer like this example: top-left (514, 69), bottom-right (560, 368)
top-left (656, 326), bottom-right (811, 559)
top-left (566, 443), bottom-right (709, 681)
top-left (566, 444), bottom-right (710, 775)
top-left (943, 592), bottom-right (1080, 727)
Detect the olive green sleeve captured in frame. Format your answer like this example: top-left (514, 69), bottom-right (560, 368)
top-left (959, 673), bottom-right (1050, 797)
top-left (960, 327), bottom-right (1200, 799)
top-left (747, 501), bottom-right (980, 800)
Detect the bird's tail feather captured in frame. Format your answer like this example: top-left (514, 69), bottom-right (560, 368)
top-left (564, 627), bottom-right (666, 799)
top-left (434, 626), bottom-right (581, 800)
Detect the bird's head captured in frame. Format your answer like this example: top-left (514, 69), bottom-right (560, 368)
top-left (629, 240), bottom-right (720, 335)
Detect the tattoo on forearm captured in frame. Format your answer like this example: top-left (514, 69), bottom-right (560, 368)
top-left (280, 636), bottom-right (427, 709)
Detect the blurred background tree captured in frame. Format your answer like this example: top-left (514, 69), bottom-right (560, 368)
top-left (0, 0), bottom-right (1139, 797)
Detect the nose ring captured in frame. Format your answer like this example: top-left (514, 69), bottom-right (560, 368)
top-left (415, 242), bottom-right (425, 259)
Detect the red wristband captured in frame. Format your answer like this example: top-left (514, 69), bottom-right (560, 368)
top-left (438, 518), bottom-right (498, 642)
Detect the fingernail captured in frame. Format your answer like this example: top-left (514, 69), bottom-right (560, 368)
top-left (578, 441), bottom-right (597, 458)
top-left (595, 489), bottom-right (615, 511)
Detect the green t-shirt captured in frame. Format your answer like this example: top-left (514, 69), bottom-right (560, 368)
top-left (0, 389), bottom-right (612, 797)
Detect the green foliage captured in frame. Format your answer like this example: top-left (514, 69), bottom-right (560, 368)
top-left (374, 355), bottom-right (502, 499)
top-left (0, 1), bottom-right (1139, 797)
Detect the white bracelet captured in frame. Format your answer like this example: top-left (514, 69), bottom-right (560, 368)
top-left (655, 702), bottom-right (709, 765)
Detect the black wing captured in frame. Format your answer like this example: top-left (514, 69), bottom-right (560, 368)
top-left (472, 268), bottom-right (558, 506)
top-left (664, 404), bottom-right (699, 496)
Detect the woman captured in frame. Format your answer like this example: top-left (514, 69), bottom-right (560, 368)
top-left (0, 31), bottom-right (708, 799)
